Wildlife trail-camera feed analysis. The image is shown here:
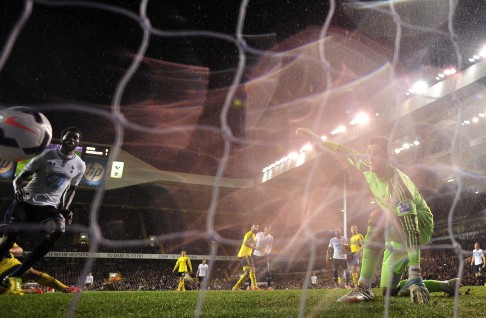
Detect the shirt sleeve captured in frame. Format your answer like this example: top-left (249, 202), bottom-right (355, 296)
top-left (71, 161), bottom-right (86, 186)
top-left (23, 151), bottom-right (45, 173)
top-left (320, 140), bottom-right (369, 173)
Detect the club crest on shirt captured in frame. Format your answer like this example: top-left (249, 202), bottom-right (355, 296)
top-left (397, 201), bottom-right (411, 214)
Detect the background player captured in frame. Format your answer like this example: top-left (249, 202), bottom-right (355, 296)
top-left (0, 127), bottom-right (85, 292)
top-left (196, 259), bottom-right (209, 290)
top-left (471, 242), bottom-right (485, 286)
top-left (173, 250), bottom-right (192, 291)
top-left (232, 224), bottom-right (260, 291)
top-left (253, 225), bottom-right (274, 290)
top-left (84, 272), bottom-right (94, 290)
top-left (348, 225), bottom-right (364, 288)
top-left (327, 228), bottom-right (350, 288)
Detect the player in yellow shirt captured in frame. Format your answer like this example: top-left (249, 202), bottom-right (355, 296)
top-left (0, 243), bottom-right (80, 295)
top-left (173, 250), bottom-right (192, 291)
top-left (348, 225), bottom-right (364, 288)
top-left (232, 224), bottom-right (261, 291)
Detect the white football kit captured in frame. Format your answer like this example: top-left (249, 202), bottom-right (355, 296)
top-left (22, 148), bottom-right (86, 207)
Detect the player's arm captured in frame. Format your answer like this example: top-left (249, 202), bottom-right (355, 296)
top-left (60, 185), bottom-right (77, 211)
top-left (13, 170), bottom-right (33, 202)
top-left (243, 233), bottom-right (255, 249)
top-left (252, 233), bottom-right (264, 252)
top-left (482, 253), bottom-right (485, 268)
top-left (296, 128), bottom-right (367, 171)
top-left (326, 245), bottom-right (333, 261)
top-left (267, 237), bottom-right (273, 254)
top-left (196, 265), bottom-right (200, 277)
top-left (59, 185), bottom-right (77, 224)
top-left (173, 259), bottom-right (179, 272)
top-left (188, 258), bottom-right (193, 273)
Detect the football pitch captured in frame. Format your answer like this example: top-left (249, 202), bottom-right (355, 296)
top-left (0, 287), bottom-right (483, 318)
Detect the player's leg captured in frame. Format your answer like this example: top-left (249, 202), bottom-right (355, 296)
top-left (0, 201), bottom-right (25, 260)
top-left (358, 210), bottom-right (386, 288)
top-left (395, 205), bottom-right (434, 303)
top-left (348, 254), bottom-right (359, 288)
top-left (0, 259), bottom-right (24, 295)
top-left (249, 267), bottom-right (259, 290)
top-left (352, 265), bottom-right (360, 288)
top-left (337, 210), bottom-right (385, 302)
top-left (474, 267), bottom-right (483, 286)
top-left (0, 202), bottom-right (28, 290)
top-left (181, 273), bottom-right (187, 291)
top-left (245, 255), bottom-right (259, 290)
top-left (233, 268), bottom-right (249, 290)
top-left (233, 257), bottom-right (251, 290)
top-left (380, 242), bottom-right (408, 296)
top-left (7, 206), bottom-right (66, 279)
top-left (23, 268), bottom-right (78, 293)
top-left (177, 274), bottom-right (184, 291)
top-left (342, 261), bottom-right (351, 288)
top-left (332, 260), bottom-right (339, 288)
top-left (266, 256), bottom-right (272, 290)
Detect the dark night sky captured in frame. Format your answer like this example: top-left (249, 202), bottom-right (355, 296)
top-left (0, 0), bottom-right (485, 176)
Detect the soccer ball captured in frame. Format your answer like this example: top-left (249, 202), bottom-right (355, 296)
top-left (0, 106), bottom-right (53, 161)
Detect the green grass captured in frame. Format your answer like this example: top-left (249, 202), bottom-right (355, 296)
top-left (0, 287), bottom-right (482, 318)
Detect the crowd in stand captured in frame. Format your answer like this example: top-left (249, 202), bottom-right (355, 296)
top-left (1, 186), bottom-right (485, 293)
top-left (23, 238), bottom-right (482, 292)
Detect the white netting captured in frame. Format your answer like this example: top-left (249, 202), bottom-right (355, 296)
top-left (1, 0), bottom-right (485, 317)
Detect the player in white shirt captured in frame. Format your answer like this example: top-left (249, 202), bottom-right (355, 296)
top-left (253, 225), bottom-right (273, 289)
top-left (327, 228), bottom-right (350, 288)
top-left (310, 272), bottom-right (318, 289)
top-left (0, 127), bottom-right (86, 292)
top-left (471, 242), bottom-right (485, 285)
top-left (85, 272), bottom-right (94, 290)
top-left (196, 259), bottom-right (209, 289)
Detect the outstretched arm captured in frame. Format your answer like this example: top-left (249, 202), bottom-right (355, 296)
top-left (296, 128), bottom-right (368, 171)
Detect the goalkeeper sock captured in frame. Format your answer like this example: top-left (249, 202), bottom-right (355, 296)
top-left (181, 280), bottom-right (185, 291)
top-left (408, 265), bottom-right (421, 280)
top-left (234, 272), bottom-right (248, 289)
top-left (423, 280), bottom-right (445, 292)
top-left (35, 272), bottom-right (68, 291)
top-left (359, 246), bottom-right (382, 288)
top-left (249, 271), bottom-right (257, 289)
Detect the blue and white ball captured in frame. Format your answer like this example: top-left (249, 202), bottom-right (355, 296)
top-left (0, 106), bottom-right (52, 161)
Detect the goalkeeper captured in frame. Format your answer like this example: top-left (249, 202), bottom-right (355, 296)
top-left (296, 128), bottom-right (434, 303)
